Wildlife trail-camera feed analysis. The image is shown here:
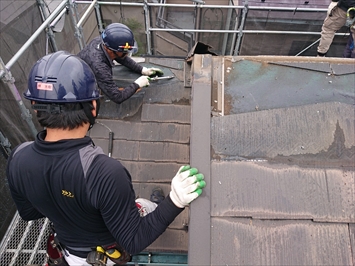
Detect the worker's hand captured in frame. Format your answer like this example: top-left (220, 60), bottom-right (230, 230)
top-left (327, 1), bottom-right (337, 16)
top-left (141, 67), bottom-right (164, 76)
top-left (169, 165), bottom-right (206, 208)
top-left (134, 76), bottom-right (150, 88)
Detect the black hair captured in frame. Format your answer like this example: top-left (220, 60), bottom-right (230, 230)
top-left (35, 102), bottom-right (94, 130)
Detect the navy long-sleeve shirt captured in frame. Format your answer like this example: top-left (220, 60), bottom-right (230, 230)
top-left (77, 36), bottom-right (143, 104)
top-left (6, 131), bottom-right (183, 257)
top-left (343, 31), bottom-right (355, 58)
top-left (335, 0), bottom-right (355, 11)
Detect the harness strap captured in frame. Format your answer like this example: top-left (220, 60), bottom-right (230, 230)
top-left (65, 245), bottom-right (92, 252)
top-left (66, 244), bottom-right (131, 265)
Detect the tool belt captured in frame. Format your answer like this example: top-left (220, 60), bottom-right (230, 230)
top-left (46, 230), bottom-right (69, 266)
top-left (46, 223), bottom-right (130, 266)
top-left (86, 242), bottom-right (131, 265)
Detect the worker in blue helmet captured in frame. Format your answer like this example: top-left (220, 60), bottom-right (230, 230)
top-left (23, 50), bottom-right (101, 129)
top-left (7, 51), bottom-right (206, 265)
top-left (77, 23), bottom-right (163, 104)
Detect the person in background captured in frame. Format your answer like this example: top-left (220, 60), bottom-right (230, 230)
top-left (7, 51), bottom-right (206, 265)
top-left (343, 7), bottom-right (355, 58)
top-left (77, 23), bottom-right (164, 104)
top-left (317, 0), bottom-right (355, 57)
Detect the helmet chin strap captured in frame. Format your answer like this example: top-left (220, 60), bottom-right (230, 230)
top-left (81, 100), bottom-right (100, 130)
top-left (32, 101), bottom-right (100, 130)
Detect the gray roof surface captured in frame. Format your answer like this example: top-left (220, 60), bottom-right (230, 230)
top-left (89, 58), bottom-right (192, 253)
top-left (89, 55), bottom-right (355, 265)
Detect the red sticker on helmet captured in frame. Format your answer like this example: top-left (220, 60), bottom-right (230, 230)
top-left (37, 82), bottom-right (53, 91)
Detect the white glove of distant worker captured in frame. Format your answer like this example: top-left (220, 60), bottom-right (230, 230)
top-left (327, 1), bottom-right (337, 15)
top-left (141, 67), bottom-right (164, 76)
top-left (170, 165), bottom-right (206, 208)
top-left (134, 75), bottom-right (150, 88)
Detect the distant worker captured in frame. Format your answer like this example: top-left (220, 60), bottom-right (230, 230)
top-left (77, 23), bottom-right (164, 104)
top-left (7, 51), bottom-right (206, 265)
top-left (343, 7), bottom-right (355, 58)
top-left (317, 0), bottom-right (355, 57)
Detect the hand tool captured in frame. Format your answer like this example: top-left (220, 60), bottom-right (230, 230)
top-left (149, 75), bottom-right (174, 81)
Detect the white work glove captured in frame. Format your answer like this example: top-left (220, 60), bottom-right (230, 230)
top-left (327, 1), bottom-right (337, 16)
top-left (169, 165), bottom-right (206, 208)
top-left (134, 75), bottom-right (150, 88)
top-left (141, 67), bottom-right (164, 76)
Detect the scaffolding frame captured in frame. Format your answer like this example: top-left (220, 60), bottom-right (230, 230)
top-left (0, 0), bottom-right (345, 80)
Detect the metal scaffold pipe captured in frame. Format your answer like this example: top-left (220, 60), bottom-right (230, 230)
top-left (77, 1), bottom-right (324, 12)
top-left (37, 0), bottom-right (59, 53)
top-left (0, 57), bottom-right (38, 138)
top-left (94, 2), bottom-right (104, 33)
top-left (50, 7), bottom-right (68, 28)
top-left (69, 1), bottom-right (85, 50)
top-left (77, 0), bottom-right (97, 28)
top-left (144, 0), bottom-right (152, 55)
top-left (1, 0), bottom-right (68, 76)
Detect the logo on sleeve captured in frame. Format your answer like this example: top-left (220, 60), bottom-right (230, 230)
top-left (62, 190), bottom-right (74, 198)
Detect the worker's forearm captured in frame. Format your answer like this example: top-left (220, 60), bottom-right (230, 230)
top-left (115, 56), bottom-right (143, 74)
top-left (99, 82), bottom-right (140, 104)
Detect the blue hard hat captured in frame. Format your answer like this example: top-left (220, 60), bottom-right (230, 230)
top-left (101, 23), bottom-right (136, 53)
top-left (24, 51), bottom-right (100, 103)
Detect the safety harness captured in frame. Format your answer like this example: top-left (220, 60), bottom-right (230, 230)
top-left (46, 224), bottom-right (69, 266)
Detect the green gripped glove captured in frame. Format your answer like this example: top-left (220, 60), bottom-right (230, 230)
top-left (134, 75), bottom-right (150, 88)
top-left (169, 165), bottom-right (206, 208)
top-left (141, 67), bottom-right (164, 76)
